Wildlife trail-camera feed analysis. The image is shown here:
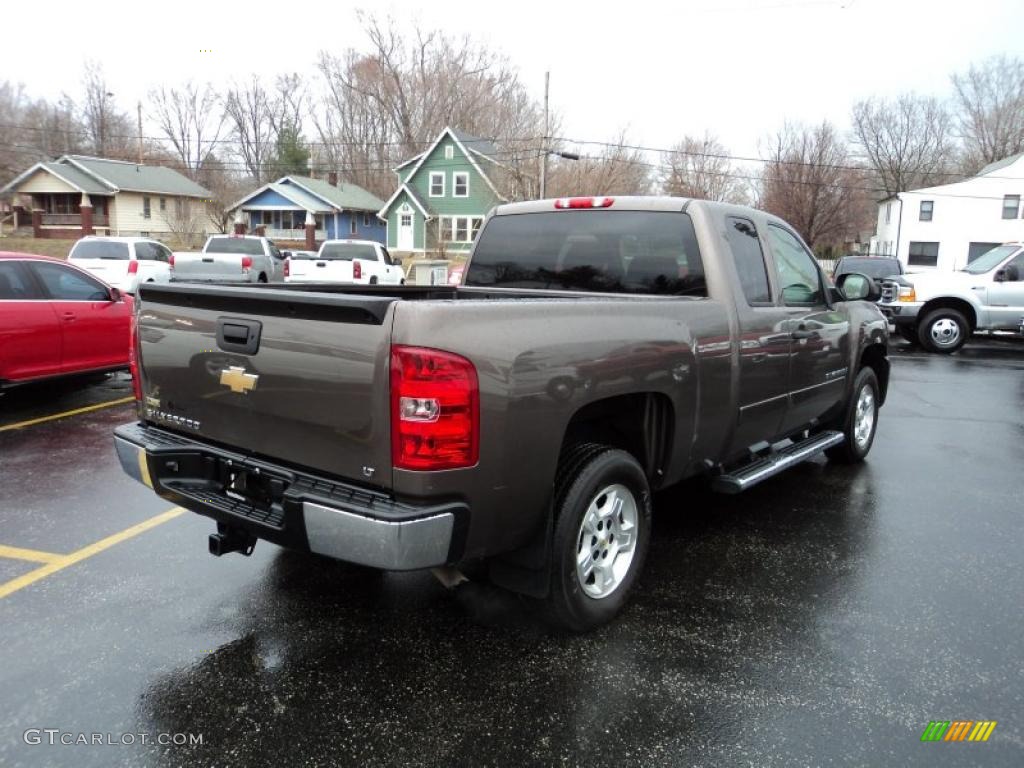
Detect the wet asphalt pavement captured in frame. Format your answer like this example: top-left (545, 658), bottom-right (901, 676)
top-left (1, 338), bottom-right (1022, 767)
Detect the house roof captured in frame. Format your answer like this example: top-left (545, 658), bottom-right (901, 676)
top-left (378, 183), bottom-right (432, 220)
top-left (0, 161), bottom-right (113, 196)
top-left (228, 175), bottom-right (385, 214)
top-left (286, 175), bottom-right (385, 212)
top-left (2, 154), bottom-right (210, 198)
top-left (64, 155), bottom-right (210, 197)
top-left (450, 129), bottom-right (498, 158)
top-left (977, 152), bottom-right (1024, 177)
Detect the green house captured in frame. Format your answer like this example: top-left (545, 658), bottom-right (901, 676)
top-left (378, 127), bottom-right (508, 256)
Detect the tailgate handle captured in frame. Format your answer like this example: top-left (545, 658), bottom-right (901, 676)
top-left (202, 257), bottom-right (214, 263)
top-left (216, 318), bottom-right (262, 355)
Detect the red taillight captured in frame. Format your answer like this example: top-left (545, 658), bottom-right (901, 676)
top-left (168, 253), bottom-right (175, 270)
top-left (128, 260), bottom-right (139, 274)
top-left (554, 197), bottom-right (615, 209)
top-left (241, 256), bottom-right (253, 271)
top-left (353, 260), bottom-right (362, 280)
top-left (390, 346), bottom-right (479, 471)
top-left (129, 311), bottom-right (142, 401)
top-left (283, 258), bottom-right (290, 278)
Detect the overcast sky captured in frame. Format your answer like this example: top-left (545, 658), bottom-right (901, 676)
top-left (3, 0), bottom-right (1022, 160)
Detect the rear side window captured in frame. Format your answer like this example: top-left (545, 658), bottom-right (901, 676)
top-left (466, 210), bottom-right (706, 296)
top-left (0, 261), bottom-right (41, 299)
top-left (205, 237), bottom-right (264, 255)
top-left (28, 262), bottom-right (109, 301)
top-left (724, 216), bottom-right (771, 305)
top-left (318, 243), bottom-right (378, 261)
top-left (71, 241), bottom-right (130, 260)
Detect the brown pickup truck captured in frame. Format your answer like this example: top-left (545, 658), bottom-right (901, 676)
top-left (114, 196), bottom-right (889, 631)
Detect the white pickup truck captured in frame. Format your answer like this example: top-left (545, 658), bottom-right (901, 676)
top-left (879, 242), bottom-right (1024, 352)
top-left (172, 235), bottom-right (287, 284)
top-left (286, 239), bottom-right (405, 285)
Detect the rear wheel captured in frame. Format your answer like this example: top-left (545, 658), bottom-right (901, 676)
top-left (825, 367), bottom-right (879, 464)
top-left (544, 443), bottom-right (651, 632)
top-left (918, 308), bottom-right (969, 353)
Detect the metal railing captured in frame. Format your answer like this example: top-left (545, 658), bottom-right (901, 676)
top-left (39, 213), bottom-right (109, 227)
top-left (262, 228), bottom-right (326, 240)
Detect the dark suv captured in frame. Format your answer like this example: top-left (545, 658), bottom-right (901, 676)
top-left (833, 256), bottom-right (903, 283)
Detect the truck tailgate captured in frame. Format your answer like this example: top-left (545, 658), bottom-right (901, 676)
top-left (287, 257), bottom-right (354, 283)
top-left (172, 252), bottom-right (246, 282)
top-left (135, 283), bottom-right (395, 489)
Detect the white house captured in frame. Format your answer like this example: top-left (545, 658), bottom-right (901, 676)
top-left (870, 152), bottom-right (1024, 271)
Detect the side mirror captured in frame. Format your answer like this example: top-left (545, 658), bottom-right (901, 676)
top-left (836, 272), bottom-right (881, 302)
top-left (995, 265), bottom-right (1019, 282)
top-left (109, 287), bottom-right (123, 302)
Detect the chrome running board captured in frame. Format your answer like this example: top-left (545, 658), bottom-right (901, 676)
top-left (712, 431), bottom-right (844, 494)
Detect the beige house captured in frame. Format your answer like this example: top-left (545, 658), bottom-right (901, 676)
top-left (1, 155), bottom-right (213, 240)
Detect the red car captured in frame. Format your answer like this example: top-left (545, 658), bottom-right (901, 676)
top-left (0, 252), bottom-right (133, 387)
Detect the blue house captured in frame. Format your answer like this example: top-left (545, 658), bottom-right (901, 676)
top-left (228, 174), bottom-right (386, 244)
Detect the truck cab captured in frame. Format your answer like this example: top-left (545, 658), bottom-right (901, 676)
top-left (880, 242), bottom-right (1024, 351)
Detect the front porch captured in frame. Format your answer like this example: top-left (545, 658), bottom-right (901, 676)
top-left (29, 193), bottom-right (111, 237)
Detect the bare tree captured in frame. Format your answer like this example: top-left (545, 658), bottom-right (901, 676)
top-left (660, 133), bottom-right (748, 202)
top-left (313, 14), bottom-right (544, 198)
top-left (149, 82), bottom-right (226, 178)
top-left (543, 133), bottom-right (650, 197)
top-left (224, 77), bottom-right (277, 184)
top-left (164, 198), bottom-right (205, 248)
top-left (850, 94), bottom-right (957, 195)
top-left (951, 55), bottom-right (1024, 171)
top-left (760, 121), bottom-right (870, 252)
top-left (196, 156), bottom-right (249, 233)
top-left (80, 61), bottom-right (134, 158)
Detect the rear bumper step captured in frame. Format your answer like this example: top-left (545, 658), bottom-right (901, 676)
top-left (113, 422), bottom-right (463, 570)
top-left (711, 431), bottom-right (844, 494)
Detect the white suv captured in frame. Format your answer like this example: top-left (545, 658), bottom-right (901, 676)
top-left (68, 236), bottom-right (173, 294)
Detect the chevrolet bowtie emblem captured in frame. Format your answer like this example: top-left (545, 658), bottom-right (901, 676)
top-left (220, 366), bottom-right (259, 394)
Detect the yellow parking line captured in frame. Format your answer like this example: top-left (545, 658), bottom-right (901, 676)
top-left (0, 396), bottom-right (135, 433)
top-left (0, 507), bottom-right (185, 600)
top-left (0, 544), bottom-right (64, 564)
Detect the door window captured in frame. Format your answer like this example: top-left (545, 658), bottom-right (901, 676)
top-left (725, 216), bottom-right (771, 305)
top-left (134, 242), bottom-right (157, 260)
top-left (0, 261), bottom-right (42, 299)
top-left (29, 262), bottom-right (110, 301)
top-left (767, 225), bottom-right (824, 306)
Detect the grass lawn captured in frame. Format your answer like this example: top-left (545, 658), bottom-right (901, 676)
top-left (0, 237), bottom-right (75, 260)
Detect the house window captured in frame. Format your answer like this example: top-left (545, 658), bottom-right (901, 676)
top-left (400, 214), bottom-right (412, 227)
top-left (454, 217), bottom-right (469, 242)
top-left (453, 172), bottom-right (469, 197)
top-left (445, 145), bottom-right (454, 160)
top-left (159, 197), bottom-right (166, 212)
top-left (441, 216), bottom-right (484, 243)
top-left (363, 213), bottom-right (371, 227)
top-left (1002, 194), bottom-right (1020, 219)
top-left (919, 200), bottom-right (933, 221)
top-left (429, 172), bottom-right (445, 197)
top-left (350, 216), bottom-right (358, 235)
top-left (142, 197), bottom-right (151, 219)
top-left (908, 241), bottom-right (939, 267)
top-left (884, 202), bottom-right (892, 224)
top-left (471, 217), bottom-right (483, 240)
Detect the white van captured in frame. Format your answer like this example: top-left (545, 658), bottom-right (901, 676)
top-left (68, 236), bottom-right (174, 294)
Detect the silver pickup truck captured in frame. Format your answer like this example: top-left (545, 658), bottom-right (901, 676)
top-left (172, 235), bottom-right (287, 284)
top-left (115, 197), bottom-right (889, 631)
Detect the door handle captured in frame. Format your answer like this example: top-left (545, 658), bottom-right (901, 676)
top-left (62, 312), bottom-right (77, 322)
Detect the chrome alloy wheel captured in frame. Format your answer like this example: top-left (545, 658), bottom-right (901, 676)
top-left (853, 384), bottom-right (876, 450)
top-left (575, 483), bottom-right (639, 599)
top-left (929, 317), bottom-right (962, 348)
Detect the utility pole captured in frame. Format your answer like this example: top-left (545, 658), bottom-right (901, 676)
top-left (137, 100), bottom-right (143, 165)
top-left (539, 71), bottom-right (549, 199)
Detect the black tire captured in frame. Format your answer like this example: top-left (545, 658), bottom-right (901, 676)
top-left (896, 325), bottom-right (918, 344)
top-left (825, 367), bottom-right (880, 464)
top-left (917, 308), bottom-right (969, 353)
top-left (544, 443), bottom-right (652, 633)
